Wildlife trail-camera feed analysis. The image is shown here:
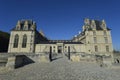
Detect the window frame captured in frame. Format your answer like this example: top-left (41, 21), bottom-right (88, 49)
top-left (13, 34), bottom-right (19, 48)
top-left (22, 34), bottom-right (27, 48)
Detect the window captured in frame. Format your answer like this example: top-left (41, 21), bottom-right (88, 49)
top-left (94, 37), bottom-right (97, 43)
top-left (16, 26), bottom-right (20, 30)
top-left (13, 34), bottom-right (19, 48)
top-left (95, 46), bottom-right (98, 52)
top-left (106, 46), bottom-right (109, 52)
top-left (22, 34), bottom-right (27, 48)
top-left (53, 50), bottom-right (55, 52)
top-left (104, 37), bottom-right (108, 43)
top-left (102, 23), bottom-right (106, 28)
top-left (93, 31), bottom-right (96, 35)
top-left (104, 31), bottom-right (107, 35)
top-left (24, 26), bottom-right (28, 30)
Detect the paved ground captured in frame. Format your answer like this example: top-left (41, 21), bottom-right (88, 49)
top-left (0, 54), bottom-right (120, 80)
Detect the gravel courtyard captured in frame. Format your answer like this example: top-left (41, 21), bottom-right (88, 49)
top-left (0, 55), bottom-right (120, 80)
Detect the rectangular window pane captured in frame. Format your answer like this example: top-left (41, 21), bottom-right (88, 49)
top-left (106, 46), bottom-right (109, 52)
top-left (94, 37), bottom-right (97, 43)
top-left (93, 31), bottom-right (96, 35)
top-left (104, 31), bottom-right (107, 35)
top-left (104, 37), bottom-right (108, 43)
top-left (95, 46), bottom-right (98, 52)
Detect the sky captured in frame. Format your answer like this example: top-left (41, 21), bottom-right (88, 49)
top-left (0, 0), bottom-right (120, 50)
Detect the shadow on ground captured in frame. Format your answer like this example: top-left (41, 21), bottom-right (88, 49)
top-left (15, 55), bottom-right (34, 68)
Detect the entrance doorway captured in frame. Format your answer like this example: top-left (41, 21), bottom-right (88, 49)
top-left (58, 46), bottom-right (62, 53)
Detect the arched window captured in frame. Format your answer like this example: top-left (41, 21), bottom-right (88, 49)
top-left (22, 34), bottom-right (27, 48)
top-left (13, 34), bottom-right (19, 48)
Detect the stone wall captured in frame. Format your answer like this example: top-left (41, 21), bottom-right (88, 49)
top-left (113, 53), bottom-right (120, 64)
top-left (0, 53), bottom-right (9, 67)
top-left (0, 53), bottom-right (50, 69)
top-left (70, 53), bottom-right (96, 62)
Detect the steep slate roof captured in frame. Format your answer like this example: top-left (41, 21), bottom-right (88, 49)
top-left (94, 20), bottom-right (111, 30)
top-left (11, 20), bottom-right (36, 31)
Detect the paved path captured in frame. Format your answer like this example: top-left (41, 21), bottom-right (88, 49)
top-left (0, 54), bottom-right (120, 80)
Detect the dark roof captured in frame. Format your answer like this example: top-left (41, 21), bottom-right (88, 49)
top-left (38, 40), bottom-right (83, 44)
top-left (64, 42), bottom-right (83, 44)
top-left (94, 20), bottom-right (111, 30)
top-left (84, 20), bottom-right (111, 31)
top-left (11, 20), bottom-right (36, 31)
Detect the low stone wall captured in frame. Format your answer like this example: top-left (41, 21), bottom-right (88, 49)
top-left (0, 53), bottom-right (51, 69)
top-left (70, 53), bottom-right (96, 62)
top-left (70, 53), bottom-right (113, 68)
top-left (102, 56), bottom-right (112, 67)
top-left (113, 53), bottom-right (120, 64)
top-left (0, 53), bottom-right (8, 67)
top-left (0, 52), bottom-right (115, 69)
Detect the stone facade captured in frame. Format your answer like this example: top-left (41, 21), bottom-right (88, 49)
top-left (8, 19), bottom-right (113, 57)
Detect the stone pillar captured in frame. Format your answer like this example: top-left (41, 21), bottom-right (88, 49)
top-left (49, 46), bottom-right (52, 61)
top-left (68, 46), bottom-right (70, 60)
top-left (6, 56), bottom-right (16, 70)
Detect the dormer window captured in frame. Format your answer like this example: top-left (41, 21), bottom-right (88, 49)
top-left (84, 18), bottom-right (90, 25)
top-left (24, 26), bottom-right (28, 30)
top-left (101, 20), bottom-right (106, 29)
top-left (16, 26), bottom-right (20, 30)
top-left (91, 20), bottom-right (96, 29)
top-left (102, 23), bottom-right (106, 28)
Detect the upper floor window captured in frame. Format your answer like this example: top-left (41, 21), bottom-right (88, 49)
top-left (94, 37), bottom-right (97, 43)
top-left (104, 31), bottom-right (107, 35)
top-left (93, 31), bottom-right (96, 35)
top-left (13, 34), bottom-right (19, 48)
top-left (104, 37), bottom-right (108, 43)
top-left (106, 46), bottom-right (109, 52)
top-left (22, 34), bottom-right (27, 48)
top-left (95, 46), bottom-right (98, 52)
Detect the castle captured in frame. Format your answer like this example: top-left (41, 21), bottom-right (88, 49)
top-left (8, 18), bottom-right (113, 57)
